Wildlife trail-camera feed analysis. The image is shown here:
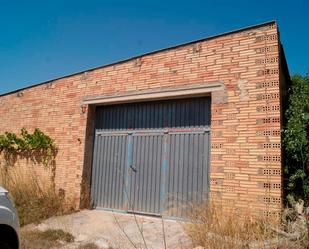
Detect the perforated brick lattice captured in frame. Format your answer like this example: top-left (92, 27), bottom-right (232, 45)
top-left (210, 178), bottom-right (219, 185)
top-left (255, 34), bottom-right (278, 42)
top-left (262, 168), bottom-right (281, 175)
top-left (261, 143), bottom-right (281, 149)
top-left (255, 46), bottom-right (277, 54)
top-left (255, 57), bottom-right (278, 65)
top-left (223, 186), bottom-right (235, 193)
top-left (259, 155), bottom-right (281, 162)
top-left (256, 130), bottom-right (281, 136)
top-left (256, 80), bottom-right (279, 88)
top-left (256, 93), bottom-right (280, 100)
top-left (263, 196), bottom-right (281, 205)
top-left (262, 210), bottom-right (281, 219)
top-left (263, 182), bottom-right (281, 189)
top-left (257, 69), bottom-right (279, 76)
top-left (257, 105), bottom-right (280, 112)
top-left (264, 117), bottom-right (280, 124)
top-left (268, 23), bottom-right (277, 30)
top-left (256, 117), bottom-right (280, 124)
top-left (212, 143), bottom-right (223, 149)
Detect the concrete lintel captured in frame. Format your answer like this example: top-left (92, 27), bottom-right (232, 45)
top-left (82, 81), bottom-right (224, 106)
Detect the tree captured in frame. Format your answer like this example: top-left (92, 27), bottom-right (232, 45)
top-left (284, 75), bottom-right (309, 204)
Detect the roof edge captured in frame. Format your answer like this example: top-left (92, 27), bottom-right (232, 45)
top-left (280, 43), bottom-right (291, 82)
top-left (0, 20), bottom-right (276, 97)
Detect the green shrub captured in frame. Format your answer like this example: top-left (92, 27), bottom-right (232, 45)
top-left (284, 75), bottom-right (309, 204)
top-left (0, 128), bottom-right (57, 167)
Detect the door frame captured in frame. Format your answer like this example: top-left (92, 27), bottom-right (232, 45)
top-left (83, 82), bottom-right (223, 212)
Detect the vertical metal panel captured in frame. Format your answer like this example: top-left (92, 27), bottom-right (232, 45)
top-left (128, 133), bottom-right (163, 215)
top-left (95, 97), bottom-right (211, 131)
top-left (91, 97), bottom-right (211, 218)
top-left (91, 133), bottom-right (128, 210)
top-left (165, 131), bottom-right (210, 217)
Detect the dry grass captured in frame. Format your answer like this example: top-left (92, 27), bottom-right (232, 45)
top-left (0, 166), bottom-right (75, 226)
top-left (184, 201), bottom-right (307, 249)
top-left (26, 229), bottom-right (74, 242)
top-left (20, 229), bottom-right (74, 249)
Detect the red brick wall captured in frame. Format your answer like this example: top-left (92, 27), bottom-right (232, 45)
top-left (0, 22), bottom-right (283, 216)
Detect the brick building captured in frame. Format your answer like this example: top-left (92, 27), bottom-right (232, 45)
top-left (0, 21), bottom-right (290, 218)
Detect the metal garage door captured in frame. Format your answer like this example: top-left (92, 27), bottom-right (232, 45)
top-left (91, 97), bottom-right (211, 217)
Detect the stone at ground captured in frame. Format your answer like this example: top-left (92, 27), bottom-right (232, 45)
top-left (93, 238), bottom-right (110, 248)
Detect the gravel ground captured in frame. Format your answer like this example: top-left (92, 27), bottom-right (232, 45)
top-left (22, 209), bottom-right (192, 249)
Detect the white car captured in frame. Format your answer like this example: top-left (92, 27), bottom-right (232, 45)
top-left (0, 186), bottom-right (19, 249)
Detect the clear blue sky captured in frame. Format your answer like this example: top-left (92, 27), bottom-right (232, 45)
top-left (0, 0), bottom-right (308, 94)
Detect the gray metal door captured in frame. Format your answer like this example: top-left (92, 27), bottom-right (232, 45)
top-left (91, 133), bottom-right (128, 210)
top-left (165, 131), bottom-right (210, 217)
top-left (128, 133), bottom-right (164, 215)
top-left (91, 97), bottom-right (211, 217)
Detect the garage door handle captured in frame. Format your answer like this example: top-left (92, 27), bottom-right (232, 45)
top-left (130, 165), bottom-right (137, 173)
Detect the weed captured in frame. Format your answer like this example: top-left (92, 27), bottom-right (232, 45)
top-left (23, 229), bottom-right (74, 242)
top-left (0, 166), bottom-right (75, 226)
top-left (77, 242), bottom-right (100, 249)
top-left (184, 201), bottom-right (279, 249)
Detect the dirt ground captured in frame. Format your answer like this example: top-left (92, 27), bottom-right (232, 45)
top-left (22, 209), bottom-right (193, 249)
